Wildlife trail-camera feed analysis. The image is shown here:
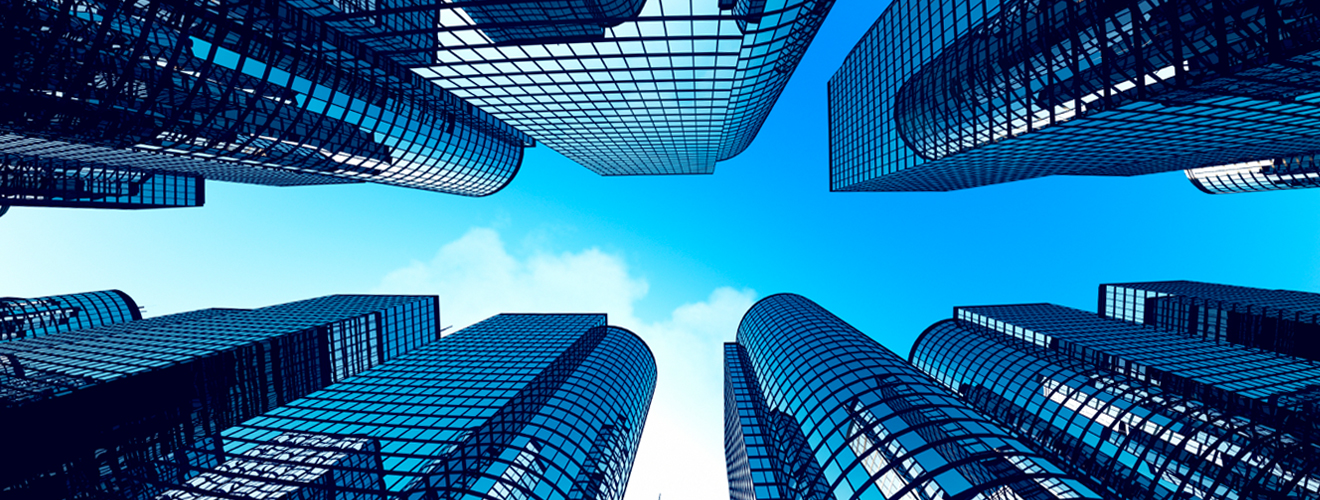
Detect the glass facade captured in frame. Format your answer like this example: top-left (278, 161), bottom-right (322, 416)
top-left (141, 314), bottom-right (656, 500)
top-left (829, 0), bottom-right (1320, 193)
top-left (4, 0), bottom-right (532, 210)
top-left (5, 0), bottom-right (838, 211)
top-left (0, 293), bottom-right (438, 498)
top-left (344, 0), bottom-right (835, 175)
top-left (1101, 281), bottom-right (1320, 362)
top-left (1, 151), bottom-right (203, 209)
top-left (726, 293), bottom-right (1100, 500)
top-left (955, 303), bottom-right (1320, 420)
top-left (1185, 154), bottom-right (1320, 195)
top-left (913, 308), bottom-right (1320, 498)
top-left (1, 289), bottom-right (141, 341)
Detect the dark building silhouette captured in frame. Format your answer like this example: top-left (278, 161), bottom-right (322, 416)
top-left (142, 314), bottom-right (655, 500)
top-left (0, 294), bottom-right (439, 498)
top-left (914, 301), bottom-right (1320, 499)
top-left (725, 293), bottom-right (1100, 500)
top-left (458, 0), bottom-right (647, 45)
top-left (4, 0), bottom-right (532, 211)
top-left (1101, 280), bottom-right (1320, 362)
top-left (829, 0), bottom-right (1320, 193)
top-left (1, 290), bottom-right (141, 341)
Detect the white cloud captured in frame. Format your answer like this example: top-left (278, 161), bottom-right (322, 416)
top-left (372, 226), bottom-right (754, 500)
top-left (625, 287), bottom-right (756, 500)
top-left (373, 227), bottom-right (649, 330)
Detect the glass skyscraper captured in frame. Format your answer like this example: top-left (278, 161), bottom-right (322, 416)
top-left (725, 293), bottom-right (1101, 500)
top-left (318, 0), bottom-right (835, 175)
top-left (140, 313), bottom-right (656, 500)
top-left (4, 0), bottom-right (534, 211)
top-left (910, 286), bottom-right (1320, 499)
top-left (4, 0), bottom-right (835, 212)
top-left (1, 290), bottom-right (141, 341)
top-left (828, 0), bottom-right (1320, 193)
top-left (1100, 280), bottom-right (1320, 362)
top-left (0, 293), bottom-right (439, 498)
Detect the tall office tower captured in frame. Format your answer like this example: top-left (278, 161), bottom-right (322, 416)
top-left (828, 0), bottom-right (1320, 193)
top-left (0, 294), bottom-right (438, 498)
top-left (320, 0), bottom-right (834, 175)
top-left (138, 314), bottom-right (655, 500)
top-left (1101, 280), bottom-right (1320, 362)
top-left (1, 290), bottom-right (141, 341)
top-left (913, 303), bottom-right (1320, 499)
top-left (3, 0), bottom-right (531, 212)
top-left (725, 293), bottom-right (1101, 500)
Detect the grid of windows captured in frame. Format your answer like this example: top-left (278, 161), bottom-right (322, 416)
top-left (730, 293), bottom-right (1099, 500)
top-left (0, 294), bottom-right (438, 498)
top-left (316, 0), bottom-right (834, 175)
top-left (1185, 154), bottom-right (1320, 195)
top-left (956, 303), bottom-right (1320, 419)
top-left (1, 153), bottom-right (202, 209)
top-left (829, 0), bottom-right (1320, 193)
top-left (912, 318), bottom-right (1320, 499)
top-left (1101, 281), bottom-right (1320, 362)
top-left (1, 290), bottom-right (141, 341)
top-left (5, 0), bottom-right (530, 206)
top-left (458, 0), bottom-right (647, 45)
top-left (140, 315), bottom-right (655, 500)
top-left (725, 342), bottom-right (830, 500)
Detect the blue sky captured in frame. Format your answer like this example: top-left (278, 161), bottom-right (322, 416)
top-left (5, 0), bottom-right (1320, 498)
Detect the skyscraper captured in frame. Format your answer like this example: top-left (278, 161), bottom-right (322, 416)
top-left (1, 290), bottom-right (141, 341)
top-left (911, 294), bottom-right (1320, 498)
top-left (4, 0), bottom-right (836, 214)
top-left (828, 0), bottom-right (1320, 193)
top-left (1100, 280), bottom-right (1320, 361)
top-left (4, 0), bottom-right (532, 211)
top-left (725, 293), bottom-right (1101, 500)
top-left (0, 293), bottom-right (438, 498)
top-left (329, 0), bottom-right (836, 175)
top-left (140, 313), bottom-right (656, 500)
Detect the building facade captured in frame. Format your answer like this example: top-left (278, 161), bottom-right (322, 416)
top-left (725, 293), bottom-right (1101, 500)
top-left (4, 0), bottom-right (838, 213)
top-left (829, 0), bottom-right (1320, 193)
top-left (1, 290), bottom-right (141, 341)
top-left (4, 0), bottom-right (532, 211)
top-left (0, 293), bottom-right (438, 498)
top-left (141, 313), bottom-right (656, 500)
top-left (334, 0), bottom-right (835, 175)
top-left (911, 296), bottom-right (1320, 498)
top-left (1100, 280), bottom-right (1320, 362)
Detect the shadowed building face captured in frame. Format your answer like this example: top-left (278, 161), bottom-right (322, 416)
top-left (1, 290), bottom-right (141, 341)
top-left (829, 0), bottom-right (1320, 193)
top-left (0, 294), bottom-right (439, 498)
top-left (912, 302), bottom-right (1320, 498)
top-left (3, 0), bottom-right (531, 211)
top-left (145, 315), bottom-right (656, 500)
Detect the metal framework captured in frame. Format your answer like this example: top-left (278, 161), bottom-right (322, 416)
top-left (3, 0), bottom-right (531, 210)
top-left (142, 314), bottom-right (656, 500)
top-left (913, 314), bottom-right (1320, 498)
top-left (328, 0), bottom-right (836, 175)
top-left (727, 293), bottom-right (1100, 500)
top-left (0, 294), bottom-right (438, 499)
top-left (0, 153), bottom-right (203, 209)
top-left (829, 0), bottom-right (1320, 192)
top-left (1, 290), bottom-right (141, 341)
top-left (1184, 154), bottom-right (1320, 194)
top-left (954, 303), bottom-right (1320, 421)
top-left (1100, 281), bottom-right (1320, 363)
